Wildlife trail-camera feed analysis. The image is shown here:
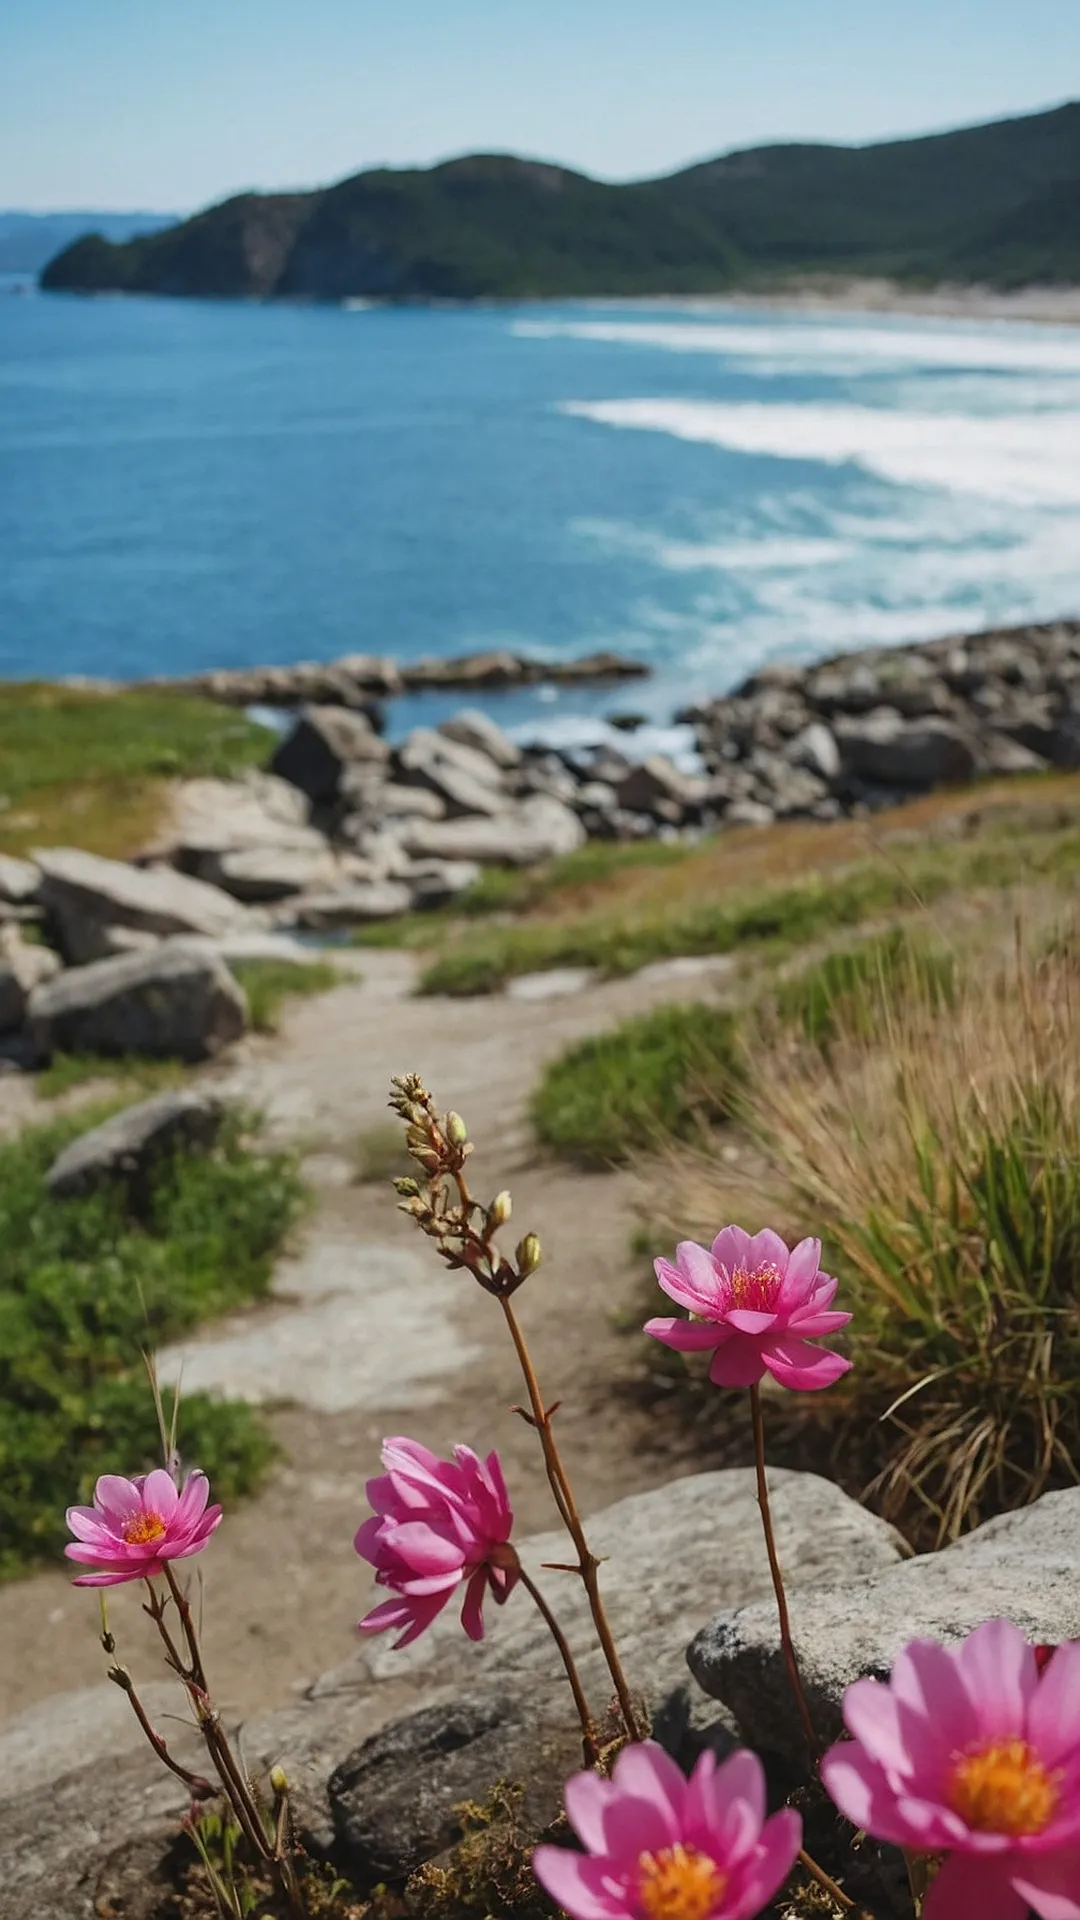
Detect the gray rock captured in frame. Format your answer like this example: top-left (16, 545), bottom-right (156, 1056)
top-left (405, 860), bottom-right (482, 909)
top-left (725, 799), bottom-right (776, 826)
top-left (786, 721), bottom-right (841, 783)
top-left (28, 946), bottom-right (247, 1061)
top-left (271, 706), bottom-right (389, 804)
top-left (0, 927), bottom-right (61, 1033)
top-left (401, 795), bottom-right (585, 866)
top-left (35, 846), bottom-right (247, 964)
top-left (0, 853), bottom-right (40, 905)
top-left (615, 755), bottom-right (706, 818)
top-left (198, 843), bottom-right (343, 902)
top-left (156, 774), bottom-right (319, 868)
top-left (573, 780), bottom-right (620, 813)
top-left (688, 1485), bottom-right (1080, 1766)
top-left (46, 1088), bottom-right (227, 1198)
top-left (96, 925), bottom-right (163, 957)
top-left (291, 881), bottom-right (413, 928)
top-left (397, 728), bottom-right (508, 818)
top-left (438, 708), bottom-right (521, 769)
top-left (369, 782), bottom-right (447, 821)
top-left (834, 710), bottom-right (978, 788)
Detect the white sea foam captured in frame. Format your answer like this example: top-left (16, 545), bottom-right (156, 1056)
top-left (517, 315), bottom-right (1080, 376)
top-left (559, 398), bottom-right (1080, 507)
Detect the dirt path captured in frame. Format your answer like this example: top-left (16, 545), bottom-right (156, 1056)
top-left (0, 950), bottom-right (734, 1739)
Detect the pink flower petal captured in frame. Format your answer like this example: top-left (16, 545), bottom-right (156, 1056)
top-left (1031, 1639), bottom-right (1080, 1769)
top-left (820, 1745), bottom-right (921, 1847)
top-left (708, 1334), bottom-right (768, 1388)
top-left (757, 1332), bottom-right (850, 1391)
top-left (776, 1237), bottom-right (823, 1306)
top-left (353, 1516), bottom-right (385, 1562)
top-left (71, 1567), bottom-right (140, 1587)
top-left (174, 1470), bottom-right (210, 1527)
top-left (746, 1228), bottom-right (791, 1274)
top-left (532, 1847), bottom-right (626, 1920)
top-left (725, 1309), bottom-right (781, 1335)
top-left (728, 1808), bottom-right (803, 1920)
top-left (841, 1677), bottom-right (910, 1774)
top-left (563, 1770), bottom-right (619, 1854)
top-left (711, 1224), bottom-right (753, 1273)
top-left (644, 1316), bottom-right (723, 1351)
top-left (957, 1619), bottom-right (1039, 1744)
top-left (784, 1307), bottom-right (852, 1336)
top-left (610, 1741), bottom-right (686, 1838)
top-left (1011, 1846), bottom-right (1080, 1919)
top-left (695, 1748), bottom-right (765, 1860)
top-left (142, 1468), bottom-right (180, 1520)
top-left (890, 1638), bottom-right (982, 1769)
top-left (65, 1507), bottom-right (116, 1545)
top-left (92, 1475), bottom-right (143, 1523)
top-left (460, 1567), bottom-right (488, 1642)
top-left (386, 1521), bottom-right (466, 1575)
top-left (923, 1851), bottom-right (1029, 1920)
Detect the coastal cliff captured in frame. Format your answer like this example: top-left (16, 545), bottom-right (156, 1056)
top-left (40, 102), bottom-right (1080, 300)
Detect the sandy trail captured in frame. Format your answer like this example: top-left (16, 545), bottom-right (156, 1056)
top-left (0, 949), bottom-right (733, 1740)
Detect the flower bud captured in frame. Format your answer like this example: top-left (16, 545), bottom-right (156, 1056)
top-left (269, 1764), bottom-right (289, 1796)
top-left (516, 1233), bottom-right (542, 1277)
top-left (405, 1125), bottom-right (429, 1151)
top-left (393, 1176), bottom-right (421, 1196)
top-left (445, 1111), bottom-right (468, 1147)
top-left (488, 1190), bottom-right (513, 1229)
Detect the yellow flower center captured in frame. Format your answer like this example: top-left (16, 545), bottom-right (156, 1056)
top-left (727, 1261), bottom-right (783, 1312)
top-left (950, 1739), bottom-right (1059, 1837)
top-left (123, 1509), bottom-right (168, 1545)
top-left (635, 1843), bottom-right (726, 1920)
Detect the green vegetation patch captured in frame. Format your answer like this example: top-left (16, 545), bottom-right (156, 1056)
top-left (0, 1105), bottom-right (305, 1579)
top-left (773, 928), bottom-right (956, 1050)
top-left (35, 1053), bottom-right (190, 1101)
top-left (531, 1001), bottom-right (743, 1167)
top-left (228, 957), bottom-right (346, 1032)
top-left (0, 683), bottom-right (272, 858)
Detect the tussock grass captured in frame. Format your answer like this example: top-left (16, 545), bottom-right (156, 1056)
top-left (0, 683), bottom-right (272, 859)
top-left (531, 1002), bottom-right (743, 1167)
top-left (0, 1105), bottom-right (305, 1579)
top-left (648, 922), bottom-right (1080, 1542)
top-left (228, 957), bottom-right (346, 1032)
top-left (35, 1052), bottom-right (190, 1100)
top-left (772, 927), bottom-right (955, 1050)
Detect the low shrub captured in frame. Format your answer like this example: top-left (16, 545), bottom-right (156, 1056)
top-left (531, 1001), bottom-right (743, 1166)
top-left (0, 1105), bottom-right (305, 1578)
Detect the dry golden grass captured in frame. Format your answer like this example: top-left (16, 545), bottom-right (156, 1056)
top-left (645, 911), bottom-right (1080, 1542)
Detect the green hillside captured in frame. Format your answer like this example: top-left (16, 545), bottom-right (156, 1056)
top-left (40, 101), bottom-right (1080, 300)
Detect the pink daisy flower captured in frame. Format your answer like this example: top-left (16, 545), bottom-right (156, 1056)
top-left (534, 1738), bottom-right (801, 1920)
top-left (65, 1468), bottom-right (222, 1586)
top-left (821, 1617), bottom-right (1080, 1920)
top-left (645, 1226), bottom-right (851, 1392)
top-left (355, 1437), bottom-right (518, 1649)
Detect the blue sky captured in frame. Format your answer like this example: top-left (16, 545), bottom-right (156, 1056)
top-left (2, 0), bottom-right (1079, 212)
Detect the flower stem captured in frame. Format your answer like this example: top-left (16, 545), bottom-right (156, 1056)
top-left (106, 1659), bottom-right (214, 1796)
top-left (749, 1383), bottom-right (820, 1763)
top-left (798, 1847), bottom-right (855, 1911)
top-left (500, 1295), bottom-right (643, 1742)
top-left (514, 1560), bottom-right (598, 1764)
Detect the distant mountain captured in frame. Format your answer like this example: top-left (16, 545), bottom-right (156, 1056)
top-left (1, 210), bottom-right (177, 274)
top-left (39, 102), bottom-right (1080, 300)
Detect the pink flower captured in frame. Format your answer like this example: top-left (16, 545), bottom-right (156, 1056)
top-left (355, 1437), bottom-right (518, 1649)
top-left (645, 1226), bottom-right (851, 1392)
top-left (534, 1738), bottom-right (801, 1920)
top-left (65, 1469), bottom-right (222, 1586)
top-left (821, 1618), bottom-right (1080, 1920)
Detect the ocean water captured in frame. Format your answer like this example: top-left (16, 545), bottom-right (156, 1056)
top-left (3, 281), bottom-right (1080, 741)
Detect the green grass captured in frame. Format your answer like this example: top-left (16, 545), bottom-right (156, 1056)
top-left (773, 928), bottom-right (956, 1050)
top-left (354, 1121), bottom-right (415, 1185)
top-left (416, 822), bottom-right (1080, 996)
top-left (0, 1105), bottom-right (305, 1579)
top-left (227, 957), bottom-right (347, 1033)
top-left (531, 1002), bottom-right (743, 1167)
top-left (0, 683), bottom-right (273, 859)
top-left (35, 1053), bottom-right (191, 1101)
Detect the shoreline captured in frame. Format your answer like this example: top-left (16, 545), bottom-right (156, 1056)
top-left (614, 277), bottom-right (1080, 327)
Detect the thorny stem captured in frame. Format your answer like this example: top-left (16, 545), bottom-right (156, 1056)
top-left (106, 1661), bottom-right (214, 1797)
top-left (798, 1847), bottom-right (856, 1912)
top-left (151, 1572), bottom-right (307, 1918)
top-left (514, 1559), bottom-right (599, 1764)
top-left (749, 1384), bottom-right (821, 1763)
top-left (501, 1294), bottom-right (643, 1742)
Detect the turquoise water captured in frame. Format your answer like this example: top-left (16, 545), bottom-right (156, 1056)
top-left (3, 283), bottom-right (1080, 735)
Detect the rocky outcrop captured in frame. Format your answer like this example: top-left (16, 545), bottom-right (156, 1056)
top-left (269, 706), bottom-right (390, 804)
top-left (0, 926), bottom-right (61, 1033)
top-left (683, 618), bottom-right (1080, 822)
top-left (28, 946), bottom-right (248, 1061)
top-left (688, 1484), bottom-right (1080, 1767)
top-left (36, 846), bottom-right (249, 963)
top-left (147, 648), bottom-right (648, 708)
top-left (45, 1088), bottom-right (227, 1198)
